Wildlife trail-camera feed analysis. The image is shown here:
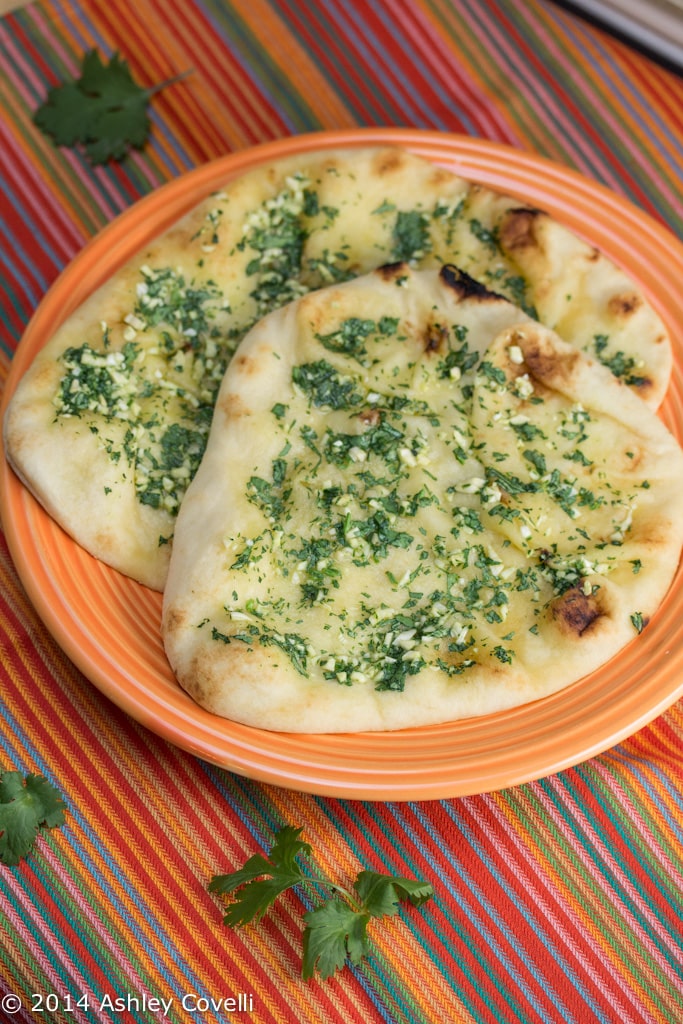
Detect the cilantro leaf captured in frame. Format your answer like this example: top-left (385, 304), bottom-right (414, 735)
top-left (0, 771), bottom-right (67, 866)
top-left (34, 82), bottom-right (86, 147)
top-left (34, 50), bottom-right (189, 164)
top-left (208, 826), bottom-right (310, 926)
top-left (354, 870), bottom-right (434, 917)
top-left (302, 899), bottom-right (370, 980)
top-left (210, 826), bottom-right (434, 979)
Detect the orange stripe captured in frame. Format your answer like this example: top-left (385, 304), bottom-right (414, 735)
top-left (0, 572), bottom-right (288, 1012)
top-left (236, 0), bottom-right (356, 129)
top-left (501, 783), bottom-right (678, 1018)
top-left (538, 9), bottom-right (683, 175)
top-left (267, 788), bottom-right (475, 1020)
top-left (0, 560), bottom-right (393, 1017)
top-left (0, 74), bottom-right (108, 239)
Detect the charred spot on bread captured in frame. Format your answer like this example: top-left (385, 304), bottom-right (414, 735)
top-left (608, 293), bottom-right (642, 318)
top-left (373, 149), bottom-right (405, 177)
top-left (440, 264), bottom-right (504, 302)
top-left (550, 585), bottom-right (606, 637)
top-left (233, 351), bottom-right (260, 376)
top-left (518, 331), bottom-right (580, 387)
top-left (377, 261), bottom-right (410, 282)
top-left (423, 323), bottom-right (449, 354)
top-left (499, 208), bottom-right (545, 252)
top-left (218, 391), bottom-right (252, 419)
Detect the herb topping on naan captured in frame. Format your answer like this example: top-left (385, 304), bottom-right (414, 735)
top-left (162, 265), bottom-right (683, 733)
top-left (4, 147), bottom-right (671, 588)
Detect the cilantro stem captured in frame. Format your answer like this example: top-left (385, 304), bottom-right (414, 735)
top-left (298, 875), bottom-right (360, 908)
top-left (210, 827), bottom-right (433, 979)
top-left (144, 68), bottom-right (194, 99)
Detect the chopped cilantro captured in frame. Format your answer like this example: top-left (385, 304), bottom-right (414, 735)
top-left (592, 334), bottom-right (649, 386)
top-left (469, 218), bottom-right (499, 252)
top-left (437, 336), bottom-right (479, 379)
top-left (247, 475), bottom-right (290, 522)
top-left (292, 361), bottom-right (363, 410)
top-left (317, 317), bottom-right (375, 354)
top-left (392, 209), bottom-right (431, 262)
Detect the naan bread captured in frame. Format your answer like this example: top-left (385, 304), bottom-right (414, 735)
top-left (4, 146), bottom-right (671, 589)
top-left (162, 264), bottom-right (683, 733)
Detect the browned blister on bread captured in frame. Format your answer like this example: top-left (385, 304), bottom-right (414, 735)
top-left (4, 147), bottom-right (671, 590)
top-left (162, 266), bottom-right (683, 732)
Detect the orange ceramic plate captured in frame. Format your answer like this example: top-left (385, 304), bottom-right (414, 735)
top-left (2, 129), bottom-right (683, 800)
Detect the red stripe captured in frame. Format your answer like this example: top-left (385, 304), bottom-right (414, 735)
top-left (348, 0), bottom-right (513, 139)
top-left (3, 866), bottom-right (114, 1005)
top-left (269, 1), bottom-right (398, 124)
top-left (157, 0), bottom-right (291, 147)
top-left (323, 1), bottom-right (450, 126)
top-left (4, 16), bottom-right (74, 91)
top-left (1, 574), bottom-right (371, 1016)
top-left (0, 146), bottom-right (82, 270)
top-left (617, 48), bottom-right (683, 159)
top-left (0, 599), bottom-right (273, 1004)
top-left (325, 800), bottom-right (538, 1023)
top-left (491, 5), bottom-right (667, 216)
top-left (85, 0), bottom-right (227, 163)
top-left (561, 767), bottom-right (683, 942)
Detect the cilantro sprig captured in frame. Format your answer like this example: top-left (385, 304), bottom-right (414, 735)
top-left (0, 771), bottom-right (67, 866)
top-left (209, 826), bottom-right (434, 979)
top-left (34, 50), bottom-right (190, 164)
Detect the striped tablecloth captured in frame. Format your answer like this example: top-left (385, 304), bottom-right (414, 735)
top-left (1, 1), bottom-right (683, 1021)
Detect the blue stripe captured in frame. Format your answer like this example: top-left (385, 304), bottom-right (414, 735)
top-left (204, 767), bottom-right (405, 1020)
top-left (515, 8), bottom-right (683, 226)
top-left (319, 798), bottom-right (521, 1023)
top-left (0, 282), bottom-right (33, 358)
top-left (199, 1), bottom-right (310, 134)
top-left (0, 31), bottom-right (45, 107)
top-left (323, 0), bottom-right (478, 134)
top-left (9, 16), bottom-right (163, 215)
top-left (0, 726), bottom-right (213, 1023)
top-left (0, 899), bottom-right (54, 994)
top-left (604, 748), bottom-right (683, 847)
top-left (0, 212), bottom-right (60, 299)
top-left (144, 108), bottom-right (198, 180)
top-left (270, 0), bottom-right (406, 125)
top-left (418, 799), bottom-right (586, 1024)
top-left (315, 791), bottom-right (609, 1024)
top-left (0, 898), bottom-right (90, 1008)
top-left (456, 0), bottom-right (617, 183)
top-left (562, 764), bottom-right (683, 955)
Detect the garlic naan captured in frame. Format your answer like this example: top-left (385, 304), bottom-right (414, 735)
top-left (162, 265), bottom-right (683, 733)
top-left (4, 146), bottom-right (671, 589)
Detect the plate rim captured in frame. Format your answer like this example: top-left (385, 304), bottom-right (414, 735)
top-left (2, 127), bottom-right (683, 800)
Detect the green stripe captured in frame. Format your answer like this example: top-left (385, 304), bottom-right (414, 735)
top-left (516, 774), bottom-right (682, 1012)
top-left (580, 755), bottom-right (683, 899)
top-left (0, 909), bottom-right (55, 1003)
top-left (7, 12), bottom-right (165, 232)
top-left (422, 0), bottom-right (587, 168)
top-left (501, 2), bottom-right (683, 227)
top-left (326, 799), bottom-right (518, 1022)
top-left (207, 769), bottom-right (446, 1023)
top-left (202, 0), bottom-right (324, 131)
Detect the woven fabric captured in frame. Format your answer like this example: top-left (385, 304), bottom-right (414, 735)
top-left (1, 1), bottom-right (683, 1021)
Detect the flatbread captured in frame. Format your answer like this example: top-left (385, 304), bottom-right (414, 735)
top-left (162, 264), bottom-right (683, 733)
top-left (4, 145), bottom-right (671, 589)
